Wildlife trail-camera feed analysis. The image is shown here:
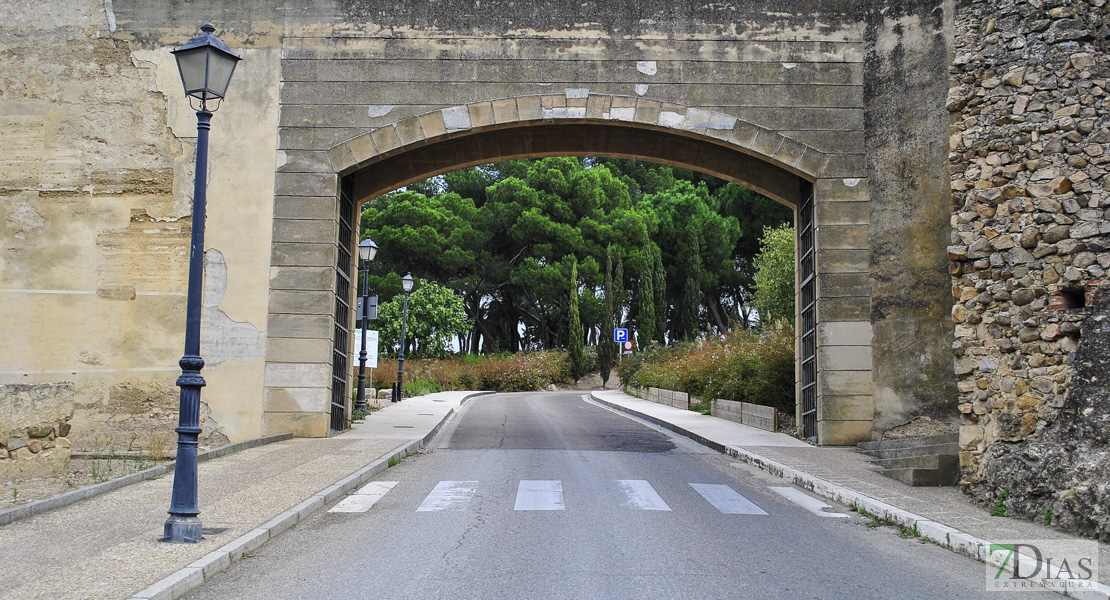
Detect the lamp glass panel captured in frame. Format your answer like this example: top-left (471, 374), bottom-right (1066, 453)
top-left (175, 49), bottom-right (210, 97)
top-left (207, 52), bottom-right (238, 98)
top-left (358, 244), bottom-right (371, 262)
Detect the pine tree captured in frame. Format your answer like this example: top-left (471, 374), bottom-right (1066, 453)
top-left (567, 259), bottom-right (588, 380)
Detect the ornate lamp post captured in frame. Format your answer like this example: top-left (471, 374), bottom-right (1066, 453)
top-left (393, 273), bottom-right (415, 402)
top-left (355, 238), bottom-right (378, 412)
top-left (163, 23), bottom-right (241, 544)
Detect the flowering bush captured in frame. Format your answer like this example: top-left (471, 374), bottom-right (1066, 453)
top-left (616, 325), bottom-right (796, 413)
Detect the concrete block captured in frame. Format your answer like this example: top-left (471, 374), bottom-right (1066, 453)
top-left (817, 224), bottom-right (869, 250)
top-left (468, 101), bottom-right (495, 128)
top-left (269, 266), bottom-right (335, 292)
top-left (822, 153), bottom-right (866, 178)
top-left (816, 296), bottom-right (870, 322)
top-left (272, 219), bottom-right (337, 244)
top-left (750, 129), bottom-right (784, 159)
top-left (264, 386), bottom-right (330, 413)
top-left (131, 567), bottom-right (204, 600)
top-left (816, 419), bottom-right (873, 446)
top-left (267, 289), bottom-right (335, 314)
top-left (274, 172), bottom-right (337, 197)
top-left (347, 133), bottom-right (377, 162)
top-left (370, 126), bottom-right (402, 155)
top-left (394, 117), bottom-right (424, 147)
top-left (441, 105), bottom-right (472, 131)
top-left (634, 98), bottom-right (662, 125)
top-left (264, 362), bottom-right (331, 388)
top-left (819, 272), bottom-right (870, 298)
top-left (491, 98), bottom-right (518, 124)
top-left (773, 136), bottom-right (807, 168)
top-left (815, 177), bottom-right (868, 202)
top-left (797, 147), bottom-right (830, 177)
top-left (418, 111), bottom-right (447, 139)
top-left (517, 95), bottom-right (542, 121)
top-left (586, 94), bottom-right (611, 119)
top-left (819, 249), bottom-right (870, 273)
top-left (818, 370), bottom-right (874, 397)
top-left (728, 120), bottom-right (761, 149)
top-left (818, 395), bottom-right (875, 421)
top-left (816, 201), bottom-right (869, 226)
top-left (271, 242), bottom-right (336, 268)
top-left (188, 550), bottom-right (232, 580)
top-left (279, 150), bottom-right (338, 174)
top-left (818, 321), bottom-right (872, 346)
top-left (273, 196), bottom-right (338, 221)
top-left (263, 411), bottom-right (329, 437)
top-left (268, 313), bottom-right (332, 339)
top-left (818, 345), bottom-right (872, 371)
top-left (326, 144), bottom-right (356, 173)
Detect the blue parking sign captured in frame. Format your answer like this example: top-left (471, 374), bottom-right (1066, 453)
top-left (614, 328), bottom-right (628, 342)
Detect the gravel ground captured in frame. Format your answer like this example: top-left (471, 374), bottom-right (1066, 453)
top-left (0, 456), bottom-right (172, 510)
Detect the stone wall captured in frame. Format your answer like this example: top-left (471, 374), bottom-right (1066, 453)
top-left (947, 0), bottom-right (1110, 533)
top-left (0, 383), bottom-right (74, 479)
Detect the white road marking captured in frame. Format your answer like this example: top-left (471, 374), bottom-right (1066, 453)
top-left (328, 481), bottom-right (398, 513)
top-left (514, 480), bottom-right (565, 511)
top-left (417, 481), bottom-right (479, 512)
top-left (768, 486), bottom-right (849, 518)
top-left (689, 483), bottom-right (768, 515)
top-left (617, 479), bottom-right (672, 511)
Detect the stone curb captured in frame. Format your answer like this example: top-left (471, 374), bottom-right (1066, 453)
top-left (591, 392), bottom-right (1110, 600)
top-left (0, 433), bottom-right (293, 528)
top-left (129, 391), bottom-right (491, 600)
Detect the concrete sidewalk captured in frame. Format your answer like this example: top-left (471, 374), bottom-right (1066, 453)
top-left (0, 391), bottom-right (486, 600)
top-left (591, 390), bottom-right (1110, 599)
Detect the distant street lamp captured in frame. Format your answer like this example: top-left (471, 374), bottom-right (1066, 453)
top-left (355, 238), bottom-right (378, 412)
top-left (393, 273), bottom-right (415, 402)
top-left (163, 23), bottom-right (241, 544)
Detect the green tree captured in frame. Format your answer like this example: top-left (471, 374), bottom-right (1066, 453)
top-left (652, 245), bottom-right (667, 344)
top-left (674, 223), bottom-right (703, 342)
top-left (753, 224), bottom-right (796, 326)
top-left (377, 279), bottom-right (472, 358)
top-left (598, 246), bottom-right (617, 385)
top-left (636, 252), bottom-right (656, 346)
top-left (567, 259), bottom-right (588, 379)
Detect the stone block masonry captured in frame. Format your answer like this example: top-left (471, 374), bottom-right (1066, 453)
top-left (947, 0), bottom-right (1110, 537)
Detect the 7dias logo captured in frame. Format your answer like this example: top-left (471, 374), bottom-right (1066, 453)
top-left (987, 540), bottom-right (1099, 593)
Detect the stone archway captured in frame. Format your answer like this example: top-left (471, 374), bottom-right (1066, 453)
top-left (264, 95), bottom-right (875, 445)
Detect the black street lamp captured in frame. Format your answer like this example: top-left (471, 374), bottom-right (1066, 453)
top-left (393, 273), bottom-right (415, 402)
top-left (163, 23), bottom-right (241, 544)
top-left (355, 238), bottom-right (378, 412)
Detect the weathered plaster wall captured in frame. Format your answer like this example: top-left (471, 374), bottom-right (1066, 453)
top-left (0, 1), bottom-right (280, 460)
top-left (864, 0), bottom-right (962, 434)
top-left (947, 0), bottom-right (1110, 534)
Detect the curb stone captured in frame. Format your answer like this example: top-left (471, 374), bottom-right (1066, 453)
top-left (0, 433), bottom-right (293, 528)
top-left (130, 391), bottom-right (491, 600)
top-left (592, 391), bottom-right (1110, 600)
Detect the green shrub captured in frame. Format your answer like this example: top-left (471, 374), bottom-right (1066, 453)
top-left (616, 325), bottom-right (796, 413)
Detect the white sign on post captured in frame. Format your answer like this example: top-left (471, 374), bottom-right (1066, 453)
top-left (354, 329), bottom-right (379, 368)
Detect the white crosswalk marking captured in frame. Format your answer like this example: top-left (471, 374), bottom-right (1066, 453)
top-left (329, 481), bottom-right (398, 513)
top-left (514, 480), bottom-right (564, 511)
top-left (617, 479), bottom-right (672, 511)
top-left (689, 483), bottom-right (768, 515)
top-left (768, 486), bottom-right (849, 518)
top-left (417, 481), bottom-right (479, 512)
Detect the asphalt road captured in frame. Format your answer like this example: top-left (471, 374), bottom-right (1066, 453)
top-left (187, 392), bottom-right (1057, 600)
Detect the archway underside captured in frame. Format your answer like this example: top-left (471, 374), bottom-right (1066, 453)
top-left (347, 122), bottom-right (806, 207)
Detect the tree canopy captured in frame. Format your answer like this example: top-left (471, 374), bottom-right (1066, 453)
top-left (360, 157), bottom-right (792, 355)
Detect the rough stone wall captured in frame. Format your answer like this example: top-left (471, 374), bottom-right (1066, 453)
top-left (947, 0), bottom-right (1110, 533)
top-left (0, 383), bottom-right (74, 478)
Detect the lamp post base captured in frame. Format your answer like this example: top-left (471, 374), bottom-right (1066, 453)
top-left (162, 515), bottom-right (203, 543)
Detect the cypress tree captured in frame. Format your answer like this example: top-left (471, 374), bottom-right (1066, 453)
top-left (637, 253), bottom-right (656, 347)
top-left (598, 246), bottom-right (616, 385)
top-left (652, 245), bottom-right (667, 345)
top-left (675, 224), bottom-right (702, 342)
top-left (567, 259), bottom-right (588, 380)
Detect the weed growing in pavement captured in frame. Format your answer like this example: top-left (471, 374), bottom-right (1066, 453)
top-left (898, 524), bottom-right (921, 539)
top-left (990, 488), bottom-right (1008, 517)
top-left (388, 456), bottom-right (398, 468)
top-left (11, 487), bottom-right (17, 502)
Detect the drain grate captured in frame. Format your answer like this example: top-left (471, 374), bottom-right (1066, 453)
top-left (393, 425), bottom-right (414, 429)
top-left (201, 527), bottom-right (229, 536)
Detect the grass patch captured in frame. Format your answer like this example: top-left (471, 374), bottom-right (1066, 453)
top-left (990, 488), bottom-right (1008, 517)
